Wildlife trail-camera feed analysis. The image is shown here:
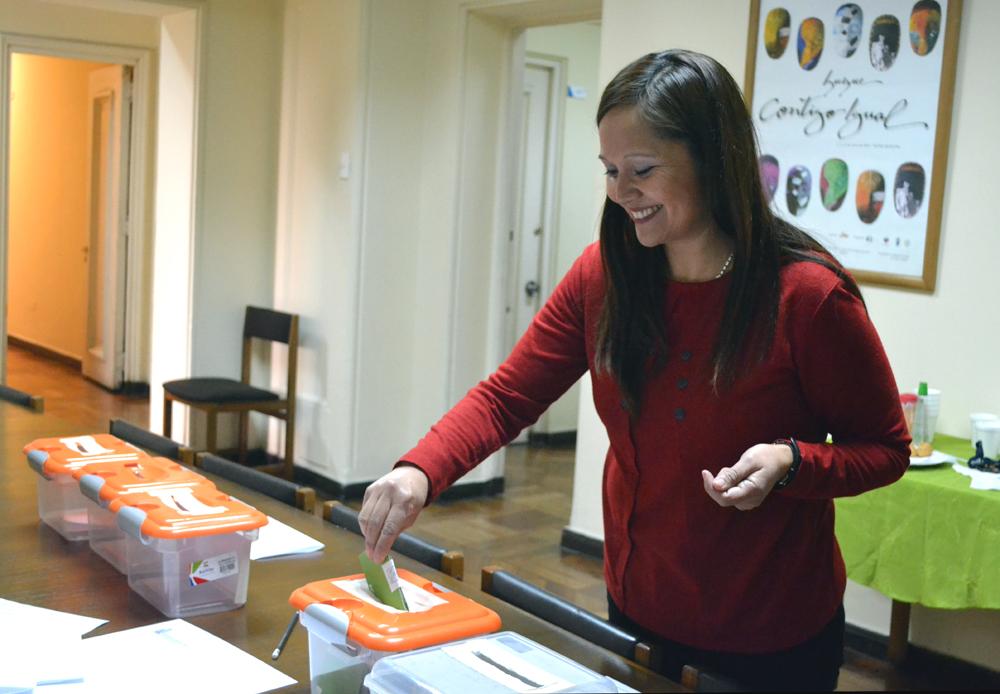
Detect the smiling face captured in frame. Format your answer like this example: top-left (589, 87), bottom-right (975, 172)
top-left (598, 106), bottom-right (716, 249)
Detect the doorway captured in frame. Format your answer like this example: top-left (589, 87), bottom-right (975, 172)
top-left (7, 53), bottom-right (129, 390)
top-left (503, 21), bottom-right (603, 440)
top-left (1, 36), bottom-right (153, 394)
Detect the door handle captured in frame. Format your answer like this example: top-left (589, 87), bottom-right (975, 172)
top-left (524, 280), bottom-right (540, 299)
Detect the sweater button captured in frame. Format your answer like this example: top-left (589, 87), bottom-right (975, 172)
top-left (674, 407), bottom-right (686, 421)
top-left (677, 378), bottom-right (688, 390)
top-left (681, 350), bottom-right (692, 361)
top-left (620, 399), bottom-right (628, 411)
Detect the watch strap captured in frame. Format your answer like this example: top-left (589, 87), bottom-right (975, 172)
top-left (773, 438), bottom-right (801, 490)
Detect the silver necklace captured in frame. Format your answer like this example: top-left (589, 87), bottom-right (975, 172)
top-left (714, 253), bottom-right (734, 279)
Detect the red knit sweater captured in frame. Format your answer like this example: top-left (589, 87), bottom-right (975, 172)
top-left (401, 242), bottom-right (909, 653)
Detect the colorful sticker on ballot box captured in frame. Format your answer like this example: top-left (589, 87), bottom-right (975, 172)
top-left (189, 552), bottom-right (239, 586)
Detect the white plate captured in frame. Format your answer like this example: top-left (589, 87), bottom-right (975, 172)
top-left (909, 450), bottom-right (960, 467)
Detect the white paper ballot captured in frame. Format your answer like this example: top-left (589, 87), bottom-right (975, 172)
top-left (0, 598), bottom-right (107, 637)
top-left (55, 619), bottom-right (297, 693)
top-left (0, 601), bottom-right (100, 691)
top-left (251, 515), bottom-right (325, 560)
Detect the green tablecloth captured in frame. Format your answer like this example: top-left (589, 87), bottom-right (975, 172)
top-left (834, 434), bottom-right (1000, 609)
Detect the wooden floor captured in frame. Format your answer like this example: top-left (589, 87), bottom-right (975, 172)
top-left (9, 343), bottom-right (995, 691)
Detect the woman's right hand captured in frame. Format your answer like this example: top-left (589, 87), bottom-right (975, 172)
top-left (358, 464), bottom-right (429, 563)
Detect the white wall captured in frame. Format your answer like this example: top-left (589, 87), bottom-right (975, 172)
top-left (523, 21), bottom-right (602, 435)
top-left (189, 0), bottom-right (283, 377)
top-left (149, 6), bottom-right (197, 437)
top-left (272, 0), bottom-right (365, 478)
top-left (0, 0), bottom-right (160, 45)
top-left (567, 0), bottom-right (1000, 671)
top-left (151, 0), bottom-right (285, 449)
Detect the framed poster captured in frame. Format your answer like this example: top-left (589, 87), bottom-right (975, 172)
top-left (745, 0), bottom-right (962, 291)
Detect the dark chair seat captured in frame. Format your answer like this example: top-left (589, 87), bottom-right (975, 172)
top-left (163, 378), bottom-right (280, 404)
top-left (163, 306), bottom-right (300, 479)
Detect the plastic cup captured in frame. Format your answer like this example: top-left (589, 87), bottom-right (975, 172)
top-left (979, 421), bottom-right (1000, 459)
top-left (970, 413), bottom-right (1000, 445)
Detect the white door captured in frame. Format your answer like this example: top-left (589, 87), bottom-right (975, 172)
top-left (512, 63), bottom-right (554, 344)
top-left (82, 65), bottom-right (131, 389)
top-left (507, 61), bottom-right (557, 443)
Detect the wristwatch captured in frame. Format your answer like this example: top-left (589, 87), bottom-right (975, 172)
top-left (773, 438), bottom-right (801, 490)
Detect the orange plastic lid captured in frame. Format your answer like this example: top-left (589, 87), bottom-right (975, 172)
top-left (80, 456), bottom-right (207, 505)
top-left (289, 568), bottom-right (501, 651)
top-left (113, 484), bottom-right (267, 539)
top-left (24, 434), bottom-right (147, 478)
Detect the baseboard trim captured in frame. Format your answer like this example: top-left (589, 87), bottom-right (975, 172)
top-left (528, 430), bottom-right (577, 447)
top-left (560, 527), bottom-right (604, 559)
top-left (7, 335), bottom-right (81, 369)
top-left (119, 381), bottom-right (150, 397)
top-left (844, 624), bottom-right (888, 660)
top-left (845, 624), bottom-right (1000, 687)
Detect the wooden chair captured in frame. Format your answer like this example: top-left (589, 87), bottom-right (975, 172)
top-left (480, 566), bottom-right (657, 669)
top-left (163, 306), bottom-right (299, 479)
top-left (110, 418), bottom-right (194, 465)
top-left (196, 452), bottom-right (315, 513)
top-left (322, 500), bottom-right (464, 579)
top-left (0, 384), bottom-right (43, 412)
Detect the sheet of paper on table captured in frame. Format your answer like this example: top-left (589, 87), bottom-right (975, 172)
top-left (0, 599), bottom-right (107, 690)
top-left (32, 619), bottom-right (296, 693)
top-left (0, 598), bottom-right (107, 637)
top-left (250, 514), bottom-right (325, 560)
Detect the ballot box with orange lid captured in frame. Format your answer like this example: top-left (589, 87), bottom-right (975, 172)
top-left (289, 569), bottom-right (502, 693)
top-left (112, 483), bottom-right (266, 617)
top-left (78, 456), bottom-right (209, 572)
top-left (24, 434), bottom-right (148, 541)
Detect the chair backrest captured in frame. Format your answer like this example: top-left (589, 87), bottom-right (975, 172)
top-left (110, 419), bottom-right (192, 464)
top-left (240, 306), bottom-right (299, 410)
top-left (322, 501), bottom-right (464, 579)
top-left (0, 384), bottom-right (43, 412)
top-left (680, 665), bottom-right (751, 692)
top-left (197, 452), bottom-right (315, 512)
top-left (481, 566), bottom-right (655, 668)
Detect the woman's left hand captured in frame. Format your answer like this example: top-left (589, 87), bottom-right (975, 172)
top-left (701, 443), bottom-right (794, 510)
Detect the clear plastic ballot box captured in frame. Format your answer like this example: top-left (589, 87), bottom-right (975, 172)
top-left (289, 569), bottom-right (502, 693)
top-left (113, 484), bottom-right (266, 617)
top-left (364, 631), bottom-right (625, 693)
top-left (24, 434), bottom-right (148, 541)
top-left (78, 457), bottom-right (208, 572)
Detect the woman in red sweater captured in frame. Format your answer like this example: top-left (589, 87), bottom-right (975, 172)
top-left (359, 50), bottom-right (910, 690)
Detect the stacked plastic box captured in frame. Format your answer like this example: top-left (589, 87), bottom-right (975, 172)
top-left (24, 434), bottom-right (267, 618)
top-left (26, 434), bottom-right (148, 541)
top-left (79, 456), bottom-right (207, 572)
top-left (289, 569), bottom-right (502, 693)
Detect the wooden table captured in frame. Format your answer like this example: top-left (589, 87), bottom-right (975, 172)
top-left (0, 404), bottom-right (678, 692)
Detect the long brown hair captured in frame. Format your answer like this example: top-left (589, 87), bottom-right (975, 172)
top-left (594, 50), bottom-right (860, 414)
